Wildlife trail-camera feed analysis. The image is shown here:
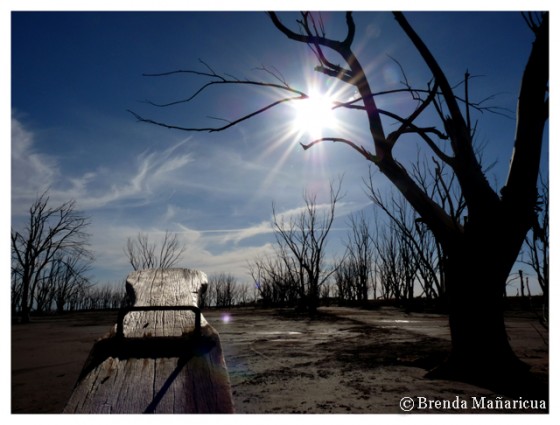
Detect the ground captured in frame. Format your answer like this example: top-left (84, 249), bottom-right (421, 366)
top-left (11, 305), bottom-right (548, 414)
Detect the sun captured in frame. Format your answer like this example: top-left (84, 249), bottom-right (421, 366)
top-left (291, 89), bottom-right (337, 140)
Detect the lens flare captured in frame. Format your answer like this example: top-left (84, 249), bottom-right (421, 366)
top-left (291, 89), bottom-right (337, 140)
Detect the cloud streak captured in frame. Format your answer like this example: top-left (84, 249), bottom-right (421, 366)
top-left (11, 117), bottom-right (59, 208)
top-left (11, 116), bottom-right (196, 214)
top-left (11, 115), bottom-right (371, 286)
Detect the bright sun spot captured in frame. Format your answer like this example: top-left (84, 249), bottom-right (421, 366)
top-left (292, 89), bottom-right (337, 139)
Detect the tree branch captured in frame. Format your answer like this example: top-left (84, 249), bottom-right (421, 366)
top-left (386, 81), bottom-right (439, 147)
top-left (141, 68), bottom-right (306, 108)
top-left (129, 92), bottom-right (305, 132)
top-left (393, 12), bottom-right (468, 140)
top-left (300, 137), bottom-right (378, 162)
top-left (268, 12), bottom-right (354, 52)
top-left (502, 13), bottom-right (548, 206)
top-left (394, 11), bottom-right (502, 220)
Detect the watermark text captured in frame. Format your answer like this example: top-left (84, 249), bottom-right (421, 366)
top-left (399, 396), bottom-right (547, 412)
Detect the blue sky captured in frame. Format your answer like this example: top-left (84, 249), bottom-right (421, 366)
top-left (8, 4), bottom-right (550, 291)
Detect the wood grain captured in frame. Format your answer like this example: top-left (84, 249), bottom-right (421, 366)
top-left (64, 268), bottom-right (234, 413)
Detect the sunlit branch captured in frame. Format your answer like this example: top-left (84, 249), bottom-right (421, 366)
top-left (314, 65), bottom-right (353, 84)
top-left (142, 73), bottom-right (307, 108)
top-left (268, 11), bottom-right (355, 53)
top-left (130, 61), bottom-right (326, 131)
top-left (274, 12), bottom-right (355, 87)
top-left (300, 137), bottom-right (378, 162)
top-left (129, 93), bottom-right (304, 132)
top-left (333, 88), bottom-right (507, 117)
top-left (302, 14), bottom-right (354, 83)
top-left (254, 65), bottom-right (290, 87)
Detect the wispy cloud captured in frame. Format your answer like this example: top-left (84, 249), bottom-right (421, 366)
top-left (202, 221), bottom-right (275, 245)
top-left (96, 221), bottom-right (276, 283)
top-left (11, 117), bottom-right (372, 286)
top-left (11, 116), bottom-right (195, 214)
top-left (72, 139), bottom-right (194, 210)
top-left (11, 117), bottom-right (59, 209)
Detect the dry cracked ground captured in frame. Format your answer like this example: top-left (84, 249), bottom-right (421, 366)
top-left (11, 306), bottom-right (548, 414)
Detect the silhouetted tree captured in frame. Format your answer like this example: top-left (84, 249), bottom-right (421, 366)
top-left (522, 175), bottom-right (548, 301)
top-left (272, 181), bottom-right (341, 313)
top-left (125, 230), bottom-right (186, 271)
top-left (74, 283), bottom-right (125, 311)
top-left (199, 278), bottom-right (215, 308)
top-left (235, 281), bottom-right (253, 305)
top-left (335, 212), bottom-right (375, 304)
top-left (333, 257), bottom-right (358, 303)
top-left (248, 254), bottom-right (299, 307)
top-left (51, 255), bottom-right (92, 313)
top-left (372, 218), bottom-right (417, 301)
top-left (131, 12), bottom-right (548, 391)
top-left (209, 273), bottom-right (239, 308)
top-left (368, 180), bottom-right (445, 300)
top-left (11, 191), bottom-right (92, 322)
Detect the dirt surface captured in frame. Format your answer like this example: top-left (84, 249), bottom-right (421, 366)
top-left (11, 306), bottom-right (549, 414)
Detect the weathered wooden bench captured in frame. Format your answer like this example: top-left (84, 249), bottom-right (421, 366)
top-left (64, 268), bottom-right (234, 413)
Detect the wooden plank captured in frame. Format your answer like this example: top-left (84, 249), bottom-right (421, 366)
top-left (64, 268), bottom-right (234, 413)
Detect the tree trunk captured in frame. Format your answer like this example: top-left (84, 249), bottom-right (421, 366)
top-left (56, 297), bottom-right (65, 314)
top-left (20, 302), bottom-right (31, 324)
top-left (429, 218), bottom-right (546, 398)
top-left (445, 256), bottom-right (519, 373)
top-left (20, 275), bottom-right (31, 323)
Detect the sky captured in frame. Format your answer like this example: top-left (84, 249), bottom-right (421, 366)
top-left (7, 3), bottom-right (551, 294)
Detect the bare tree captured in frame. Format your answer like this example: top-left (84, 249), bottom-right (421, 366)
top-left (125, 230), bottom-right (186, 271)
top-left (199, 278), bottom-right (215, 308)
top-left (130, 12), bottom-right (548, 390)
top-left (521, 175), bottom-right (548, 324)
top-left (248, 254), bottom-right (299, 307)
top-left (11, 191), bottom-right (92, 322)
top-left (372, 218), bottom-right (417, 301)
top-left (335, 212), bottom-right (375, 305)
top-left (272, 181), bottom-right (342, 313)
top-left (51, 255), bottom-right (92, 313)
top-left (373, 225), bottom-right (400, 300)
top-left (33, 273), bottom-right (55, 314)
top-left (89, 283), bottom-right (126, 310)
top-left (235, 281), bottom-right (253, 306)
top-left (209, 273), bottom-right (239, 308)
top-left (333, 256), bottom-right (358, 304)
top-left (71, 283), bottom-right (125, 311)
top-left (368, 181), bottom-right (445, 301)
top-left (522, 175), bottom-right (548, 300)
top-left (344, 212), bottom-right (375, 303)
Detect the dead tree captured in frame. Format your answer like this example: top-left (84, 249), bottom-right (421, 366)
top-left (125, 230), bottom-right (186, 271)
top-left (210, 273), bottom-right (239, 308)
top-left (272, 181), bottom-right (342, 313)
top-left (372, 218), bottom-right (417, 302)
top-left (248, 253), bottom-right (299, 307)
top-left (367, 177), bottom-right (445, 301)
top-left (522, 175), bottom-right (548, 300)
top-left (52, 255), bottom-right (92, 313)
top-left (339, 212), bottom-right (375, 304)
top-left (11, 191), bottom-right (92, 322)
top-left (130, 12), bottom-right (548, 393)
